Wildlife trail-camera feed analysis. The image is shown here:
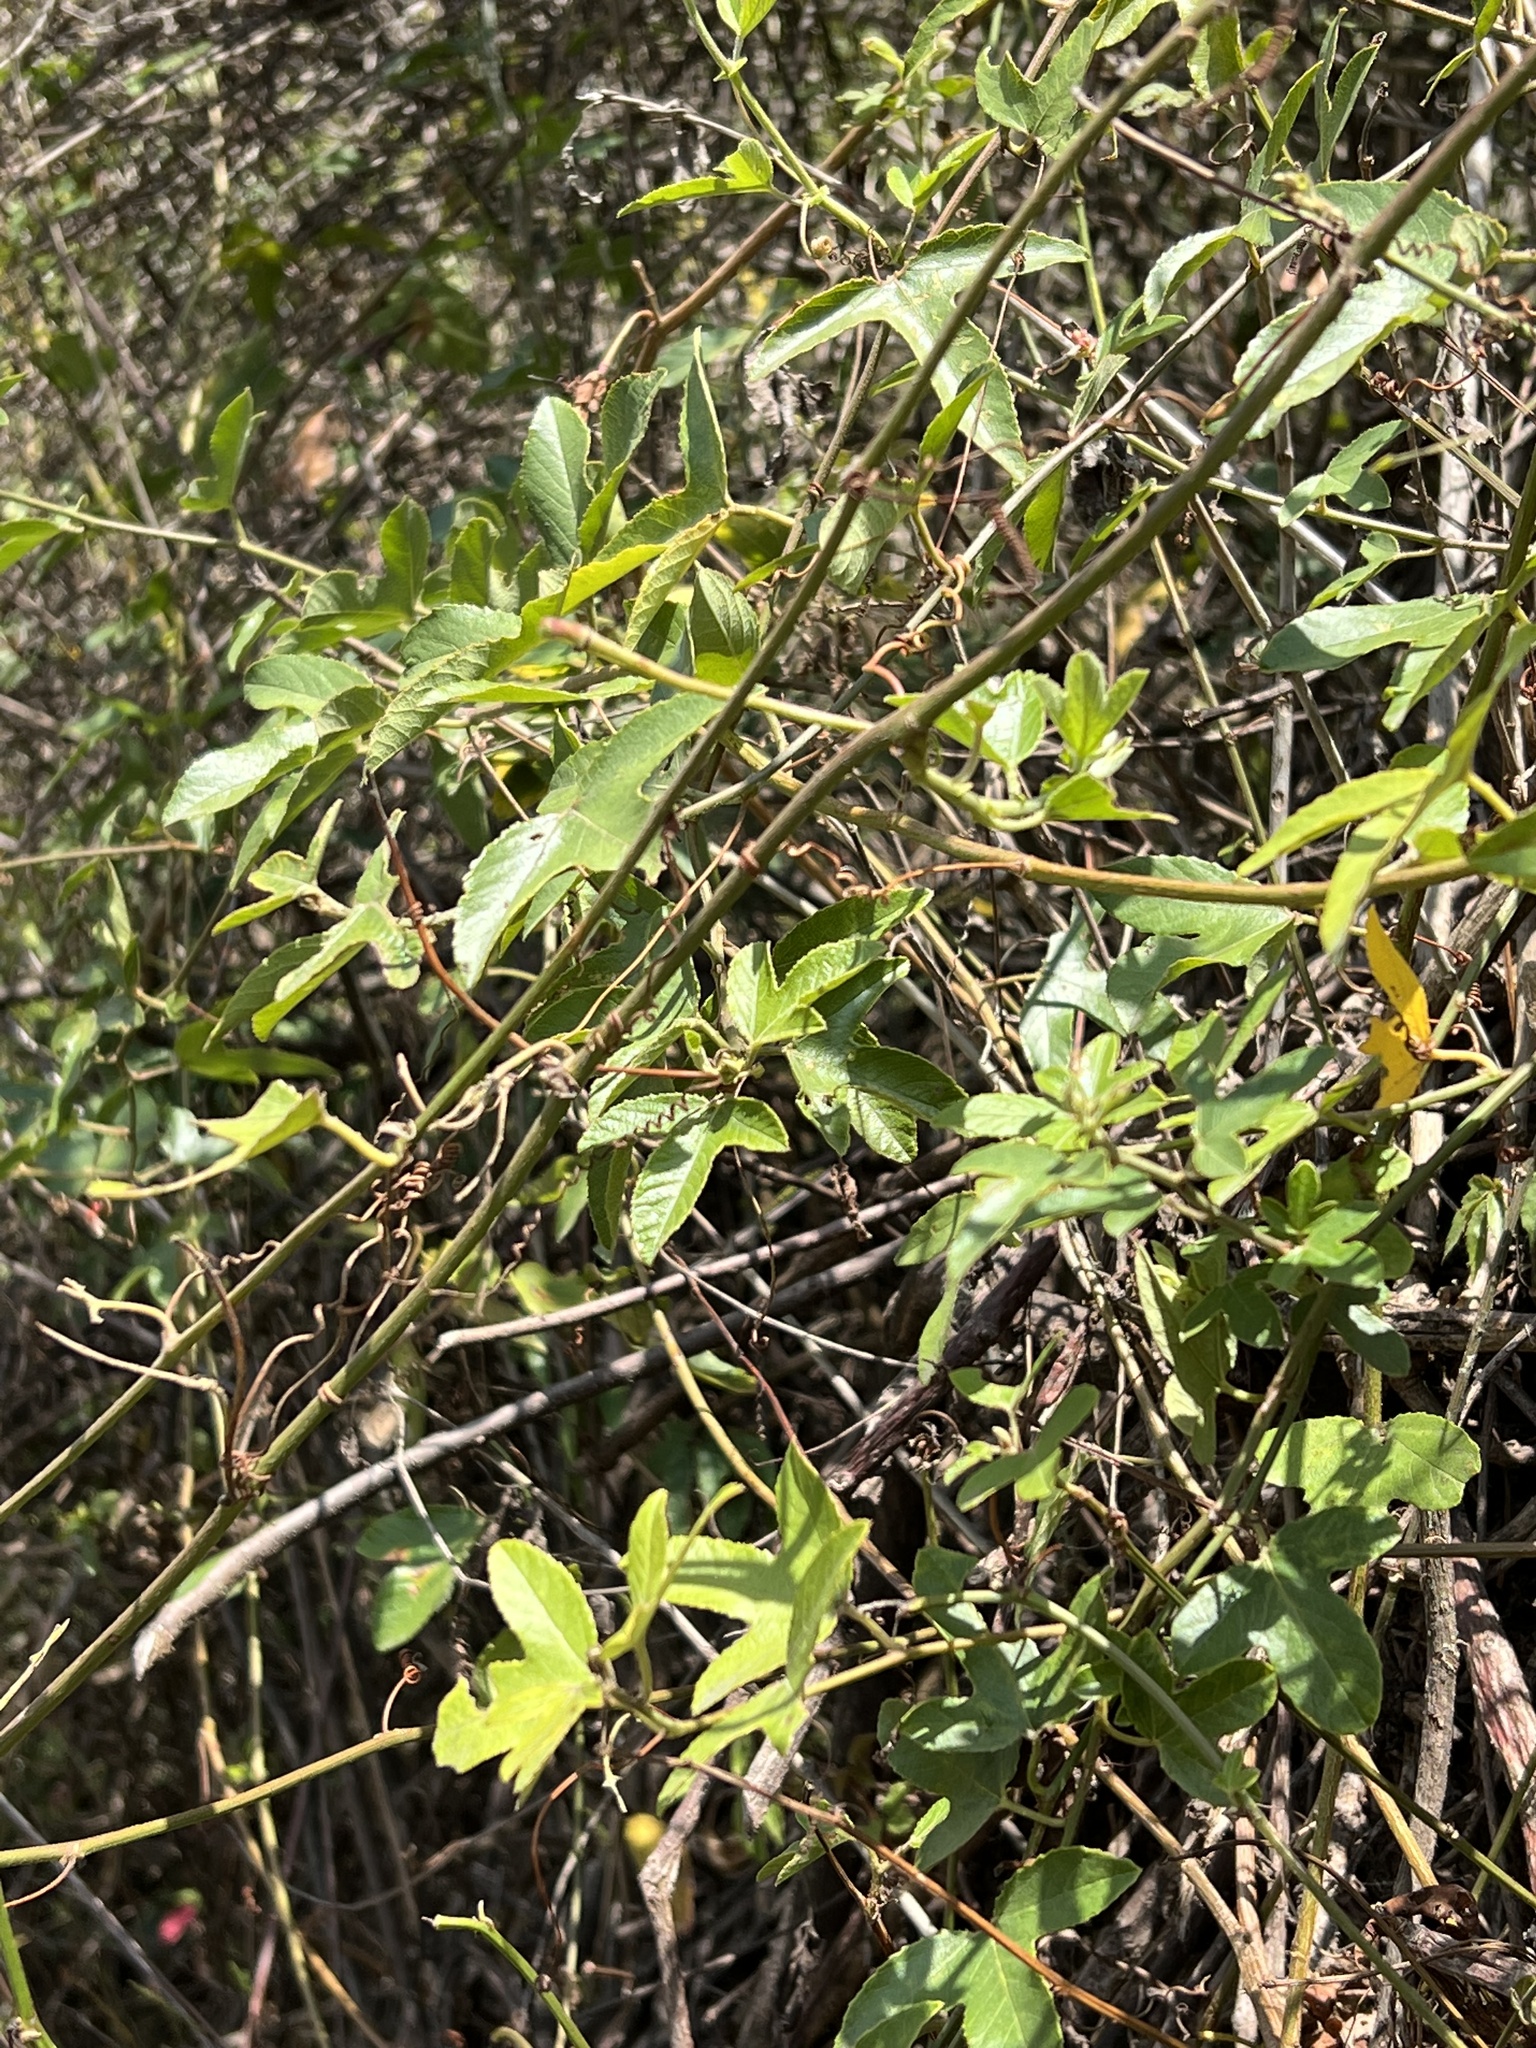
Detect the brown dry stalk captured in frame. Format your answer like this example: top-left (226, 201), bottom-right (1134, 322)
top-left (1452, 1552), bottom-right (1536, 1885)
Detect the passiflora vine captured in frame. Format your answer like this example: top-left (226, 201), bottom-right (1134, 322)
top-left (5, 0), bottom-right (1536, 2041)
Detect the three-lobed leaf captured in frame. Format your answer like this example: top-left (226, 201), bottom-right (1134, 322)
top-left (1170, 1508), bottom-right (1400, 1732)
top-left (835, 1849), bottom-right (1138, 2048)
top-left (1259, 1414), bottom-right (1478, 1513)
top-left (433, 1538), bottom-right (603, 1794)
top-left (628, 1096), bottom-right (789, 1262)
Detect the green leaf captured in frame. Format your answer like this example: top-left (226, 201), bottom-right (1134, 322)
top-left (1134, 1245), bottom-right (1236, 1463)
top-left (568, 344), bottom-right (730, 603)
top-left (251, 900), bottom-right (419, 1039)
top-left (920, 668), bottom-right (1047, 770)
top-left (0, 517), bottom-right (70, 572)
top-left (846, 2007), bottom-right (944, 2048)
top-left (920, 370), bottom-right (992, 462)
top-left (944, 1938), bottom-right (1056, 2048)
top-left (1259, 1413), bottom-right (1478, 1512)
top-left (1318, 179), bottom-right (1505, 274)
top-left (665, 1534), bottom-right (782, 1628)
top-left (1241, 278), bottom-right (1426, 438)
top-left (786, 1519), bottom-right (865, 1687)
top-left (904, 131), bottom-right (1012, 215)
top-left (996, 1846), bottom-right (1141, 1944)
top-left (1170, 1508), bottom-right (1399, 1732)
top-left (220, 934), bottom-right (326, 1036)
top-left (518, 397), bottom-right (592, 563)
top-left (835, 1935), bottom-right (989, 2048)
top-left (377, 497), bottom-right (430, 617)
top-left (910, 1146), bottom-right (1156, 1366)
top-left (1035, 648), bottom-right (1145, 772)
top-left (434, 1648), bottom-right (599, 1790)
top-left (1143, 216), bottom-right (1267, 317)
top-left (974, 0), bottom-right (1164, 148)
top-left (678, 330), bottom-right (729, 513)
top-left (773, 889), bottom-right (928, 974)
top-left (662, 1444), bottom-right (865, 1716)
top-left (1237, 766), bottom-right (1434, 873)
top-left (847, 1088), bottom-right (917, 1163)
top-left (371, 1561), bottom-right (455, 1651)
top-left (585, 1143), bottom-right (629, 1252)
top-left (576, 373), bottom-right (668, 554)
top-left (1016, 918), bottom-right (1129, 1071)
top-left (224, 740), bottom-right (357, 883)
top-left (243, 654), bottom-right (357, 714)
top-left (601, 370), bottom-right (668, 479)
top-left (625, 512), bottom-right (722, 647)
top-left (953, 1385), bottom-right (1098, 1509)
top-left (1190, 1043), bottom-right (1330, 1196)
top-left (772, 937), bottom-right (888, 1030)
top-left (826, 490), bottom-right (907, 595)
top-left (1257, 600), bottom-right (1485, 715)
top-left (690, 566), bottom-right (758, 684)
top-left (243, 656), bottom-right (384, 739)
top-left (843, 1046), bottom-right (966, 1121)
top-left (580, 1091), bottom-right (695, 1154)
top-left (453, 693), bottom-right (715, 985)
top-left (398, 603), bottom-right (529, 672)
top-left (1252, 61), bottom-right (1324, 184)
top-left (1023, 464), bottom-right (1066, 570)
top-left (605, 1488), bottom-right (672, 1661)
top-left (889, 1701), bottom-right (1018, 1865)
top-left (1313, 28), bottom-right (1379, 171)
top-left (357, 1507), bottom-right (483, 1563)
top-left (172, 1020), bottom-right (334, 1085)
top-left (1280, 419), bottom-right (1403, 525)
top-left (724, 941), bottom-right (780, 1043)
top-left (975, 35), bottom-right (1091, 153)
top-left (196, 1080), bottom-right (324, 1166)
top-left (445, 515), bottom-right (498, 604)
top-left (790, 1020), bottom-right (916, 1160)
top-left (364, 606), bottom-right (539, 769)
top-left (718, 0), bottom-right (779, 34)
top-left (1096, 857), bottom-right (1292, 973)
top-left (1232, 179), bottom-right (1502, 437)
top-left (1189, 11), bottom-right (1243, 99)
top-left (561, 531), bottom-right (676, 612)
top-left (165, 717), bottom-right (320, 824)
top-left (906, 0), bottom-right (981, 72)
top-left (909, 1544), bottom-right (986, 1642)
top-left (1467, 807), bottom-right (1536, 882)
top-left (181, 388), bottom-right (257, 513)
top-left (621, 139), bottom-right (776, 212)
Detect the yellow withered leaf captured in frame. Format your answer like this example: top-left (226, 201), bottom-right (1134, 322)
top-left (1363, 907), bottom-right (1432, 1107)
top-left (1363, 1017), bottom-right (1425, 1108)
top-left (1364, 906), bottom-right (1430, 1043)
